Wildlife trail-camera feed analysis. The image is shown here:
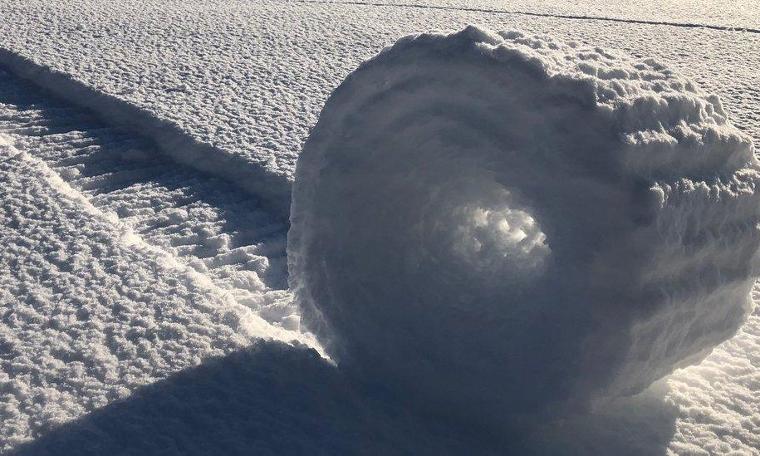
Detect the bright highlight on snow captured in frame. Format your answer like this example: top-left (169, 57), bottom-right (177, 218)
top-left (289, 25), bottom-right (760, 417)
top-left (449, 200), bottom-right (549, 278)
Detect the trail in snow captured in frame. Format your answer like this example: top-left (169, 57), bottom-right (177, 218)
top-left (0, 49), bottom-right (293, 217)
top-left (0, 68), bottom-right (300, 330)
top-left (290, 25), bottom-right (760, 430)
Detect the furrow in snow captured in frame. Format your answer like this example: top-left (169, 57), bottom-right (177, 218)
top-left (0, 68), bottom-right (302, 331)
top-left (0, 134), bottom-right (310, 452)
top-left (0, 51), bottom-right (293, 217)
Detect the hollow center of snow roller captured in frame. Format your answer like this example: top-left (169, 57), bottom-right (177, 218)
top-left (316, 124), bottom-right (551, 303)
top-left (422, 181), bottom-right (549, 284)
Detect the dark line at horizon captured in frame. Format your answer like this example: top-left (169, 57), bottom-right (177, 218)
top-left (294, 0), bottom-right (760, 34)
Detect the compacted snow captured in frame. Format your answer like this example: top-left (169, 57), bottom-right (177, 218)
top-left (0, 69), bottom-right (298, 327)
top-left (0, 0), bottom-right (759, 454)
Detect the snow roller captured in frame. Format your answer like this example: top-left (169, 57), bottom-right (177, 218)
top-left (288, 26), bottom-right (760, 417)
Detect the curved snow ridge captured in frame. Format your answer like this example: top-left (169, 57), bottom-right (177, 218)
top-left (0, 49), bottom-right (293, 218)
top-left (0, 67), bottom-right (299, 329)
top-left (289, 25), bottom-right (760, 420)
top-left (1, 136), bottom-right (304, 346)
top-left (0, 136), bottom-right (318, 451)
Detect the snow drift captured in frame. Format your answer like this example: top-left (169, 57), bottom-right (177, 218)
top-left (288, 26), bottom-right (760, 417)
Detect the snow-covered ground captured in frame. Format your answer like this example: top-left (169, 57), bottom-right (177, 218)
top-left (0, 0), bottom-right (759, 454)
top-left (0, 68), bottom-right (315, 452)
top-left (314, 0), bottom-right (760, 31)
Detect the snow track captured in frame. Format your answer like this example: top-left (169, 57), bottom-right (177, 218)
top-left (0, 50), bottom-right (293, 217)
top-left (0, 67), bottom-right (318, 452)
top-left (0, 69), bottom-right (300, 330)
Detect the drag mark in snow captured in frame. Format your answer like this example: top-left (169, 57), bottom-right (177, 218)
top-left (0, 49), bottom-right (293, 218)
top-left (0, 68), bottom-right (306, 334)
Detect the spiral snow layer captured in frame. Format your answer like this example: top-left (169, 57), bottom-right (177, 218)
top-left (288, 26), bottom-right (760, 415)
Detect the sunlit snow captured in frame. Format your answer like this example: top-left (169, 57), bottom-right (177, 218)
top-left (1, 1), bottom-right (759, 454)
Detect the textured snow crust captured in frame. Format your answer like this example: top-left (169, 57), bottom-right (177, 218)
top-left (0, 0), bottom-right (759, 453)
top-left (290, 26), bottom-right (760, 418)
top-left (0, 69), bottom-right (298, 329)
top-left (0, 115), bottom-right (307, 450)
top-left (1, 0), bottom-right (760, 218)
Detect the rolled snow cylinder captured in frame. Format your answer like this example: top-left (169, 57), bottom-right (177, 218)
top-left (288, 26), bottom-right (760, 416)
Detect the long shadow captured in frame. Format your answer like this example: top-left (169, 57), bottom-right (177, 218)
top-left (10, 340), bottom-right (679, 455)
top-left (9, 342), bottom-right (491, 456)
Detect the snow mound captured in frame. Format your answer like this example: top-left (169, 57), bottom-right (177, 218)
top-left (288, 26), bottom-right (760, 416)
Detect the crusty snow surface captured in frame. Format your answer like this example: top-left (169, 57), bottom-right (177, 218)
top-left (316, 0), bottom-right (760, 31)
top-left (0, 0), bottom-right (759, 455)
top-left (1, 0), bottom-right (759, 214)
top-left (0, 69), bottom-right (315, 452)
